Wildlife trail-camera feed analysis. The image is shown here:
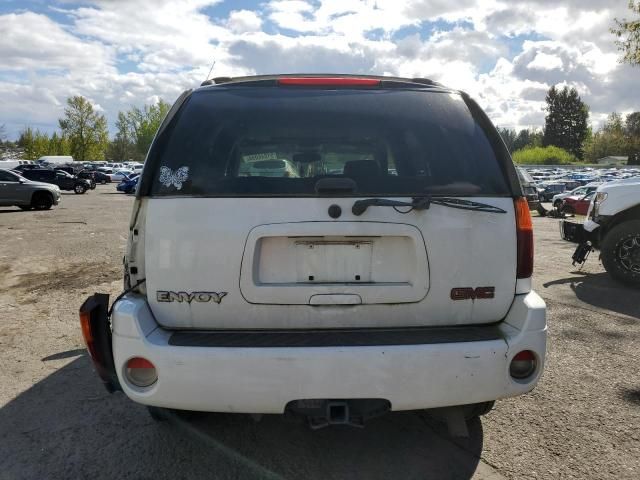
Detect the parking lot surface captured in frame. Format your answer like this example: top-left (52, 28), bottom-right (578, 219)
top-left (0, 188), bottom-right (638, 479)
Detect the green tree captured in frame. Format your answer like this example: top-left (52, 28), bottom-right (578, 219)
top-left (107, 111), bottom-right (136, 161)
top-left (612, 1), bottom-right (640, 66)
top-left (125, 99), bottom-right (171, 160)
top-left (625, 112), bottom-right (640, 137)
top-left (58, 96), bottom-right (109, 161)
top-left (513, 128), bottom-right (543, 151)
top-left (543, 85), bottom-right (590, 160)
top-left (18, 127), bottom-right (36, 160)
top-left (497, 127), bottom-right (517, 152)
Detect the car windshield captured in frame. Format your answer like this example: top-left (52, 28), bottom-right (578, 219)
top-left (147, 87), bottom-right (511, 197)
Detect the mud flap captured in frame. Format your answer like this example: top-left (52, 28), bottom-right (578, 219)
top-left (79, 293), bottom-right (121, 393)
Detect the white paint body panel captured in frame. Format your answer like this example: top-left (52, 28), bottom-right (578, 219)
top-left (112, 291), bottom-right (546, 413)
top-left (143, 197), bottom-right (518, 329)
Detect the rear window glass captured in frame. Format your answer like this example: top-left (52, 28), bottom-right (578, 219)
top-left (147, 88), bottom-right (510, 197)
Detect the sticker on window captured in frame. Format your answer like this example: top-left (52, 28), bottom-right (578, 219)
top-left (159, 166), bottom-right (189, 190)
top-left (243, 152), bottom-right (278, 162)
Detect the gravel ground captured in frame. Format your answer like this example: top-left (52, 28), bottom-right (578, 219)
top-left (0, 190), bottom-right (638, 480)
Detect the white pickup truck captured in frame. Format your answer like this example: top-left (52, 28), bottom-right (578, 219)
top-left (561, 177), bottom-right (640, 285)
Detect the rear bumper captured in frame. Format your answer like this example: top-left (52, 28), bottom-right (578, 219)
top-left (111, 292), bottom-right (547, 413)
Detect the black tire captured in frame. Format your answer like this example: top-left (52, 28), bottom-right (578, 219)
top-left (561, 204), bottom-right (575, 215)
top-left (74, 184), bottom-right (87, 194)
top-left (462, 401), bottom-right (495, 420)
top-left (101, 179), bottom-right (107, 185)
top-left (31, 192), bottom-right (53, 210)
top-left (90, 182), bottom-right (96, 190)
top-left (553, 199), bottom-right (563, 209)
top-left (601, 220), bottom-right (640, 286)
top-left (19, 205), bottom-right (32, 211)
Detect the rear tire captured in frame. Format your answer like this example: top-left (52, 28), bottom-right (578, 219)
top-left (74, 184), bottom-right (87, 194)
top-left (601, 220), bottom-right (640, 286)
top-left (31, 192), bottom-right (53, 210)
top-left (561, 204), bottom-right (575, 215)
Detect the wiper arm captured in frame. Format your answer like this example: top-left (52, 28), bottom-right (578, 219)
top-left (351, 196), bottom-right (507, 216)
top-left (352, 197), bottom-right (431, 216)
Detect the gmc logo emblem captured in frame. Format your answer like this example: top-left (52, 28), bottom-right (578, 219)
top-left (450, 287), bottom-right (495, 301)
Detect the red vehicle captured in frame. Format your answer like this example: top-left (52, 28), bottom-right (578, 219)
top-left (561, 192), bottom-right (595, 215)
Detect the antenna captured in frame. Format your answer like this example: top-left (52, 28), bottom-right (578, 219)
top-left (205, 59), bottom-right (216, 82)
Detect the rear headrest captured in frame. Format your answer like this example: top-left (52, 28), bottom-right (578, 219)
top-left (343, 160), bottom-right (380, 178)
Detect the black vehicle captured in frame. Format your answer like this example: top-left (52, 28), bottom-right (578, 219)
top-left (20, 169), bottom-right (91, 194)
top-left (76, 170), bottom-right (96, 190)
top-left (13, 164), bottom-right (41, 173)
top-left (93, 171), bottom-right (111, 184)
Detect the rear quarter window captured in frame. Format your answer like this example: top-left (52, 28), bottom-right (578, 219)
top-left (144, 87), bottom-right (512, 197)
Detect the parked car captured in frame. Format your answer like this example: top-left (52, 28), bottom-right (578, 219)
top-left (552, 184), bottom-right (601, 208)
top-left (109, 170), bottom-right (133, 182)
top-left (560, 192), bottom-right (595, 215)
top-left (37, 155), bottom-right (74, 166)
top-left (20, 168), bottom-right (91, 194)
top-left (80, 74), bottom-right (546, 429)
top-left (516, 167), bottom-right (541, 213)
top-left (561, 177), bottom-right (640, 284)
top-left (0, 168), bottom-right (61, 210)
top-left (93, 171), bottom-right (111, 184)
top-left (12, 163), bottom-right (41, 172)
top-left (538, 182), bottom-right (567, 202)
top-left (116, 174), bottom-right (139, 194)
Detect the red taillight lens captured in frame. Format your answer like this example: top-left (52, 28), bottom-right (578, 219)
top-left (515, 197), bottom-right (533, 278)
top-left (277, 77), bottom-right (381, 86)
top-left (510, 350), bottom-right (537, 379)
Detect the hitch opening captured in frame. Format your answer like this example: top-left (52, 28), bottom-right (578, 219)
top-left (285, 398), bottom-right (391, 429)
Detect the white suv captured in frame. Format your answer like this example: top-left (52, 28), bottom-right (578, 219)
top-left (80, 75), bottom-right (546, 428)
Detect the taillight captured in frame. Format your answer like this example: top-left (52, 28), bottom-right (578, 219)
top-left (509, 350), bottom-right (537, 379)
top-left (277, 77), bottom-right (381, 86)
top-left (515, 197), bottom-right (533, 278)
top-left (79, 309), bottom-right (99, 362)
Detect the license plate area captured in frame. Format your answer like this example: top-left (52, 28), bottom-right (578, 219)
top-left (295, 240), bottom-right (373, 283)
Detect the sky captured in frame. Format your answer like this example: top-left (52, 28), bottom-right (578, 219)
top-left (0, 0), bottom-right (637, 139)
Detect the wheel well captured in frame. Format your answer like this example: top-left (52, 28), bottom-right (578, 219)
top-left (31, 190), bottom-right (53, 202)
top-left (601, 204), bottom-right (640, 239)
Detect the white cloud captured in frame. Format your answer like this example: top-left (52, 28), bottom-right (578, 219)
top-left (527, 52), bottom-right (563, 71)
top-left (0, 0), bottom-right (636, 138)
top-left (227, 10), bottom-right (263, 33)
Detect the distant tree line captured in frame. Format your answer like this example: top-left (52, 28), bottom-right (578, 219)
top-left (499, 85), bottom-right (640, 165)
top-left (4, 96), bottom-right (170, 162)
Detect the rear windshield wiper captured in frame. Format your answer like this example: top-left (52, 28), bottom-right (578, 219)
top-left (351, 196), bottom-right (507, 216)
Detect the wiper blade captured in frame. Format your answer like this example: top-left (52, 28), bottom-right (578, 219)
top-left (430, 197), bottom-right (507, 214)
top-left (351, 196), bottom-right (507, 216)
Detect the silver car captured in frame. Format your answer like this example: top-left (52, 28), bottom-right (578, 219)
top-left (0, 168), bottom-right (61, 210)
